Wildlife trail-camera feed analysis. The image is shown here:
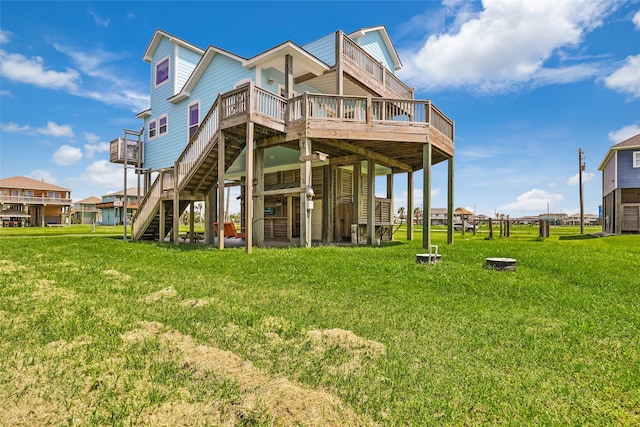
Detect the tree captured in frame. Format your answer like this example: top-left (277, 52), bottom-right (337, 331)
top-left (397, 207), bottom-right (406, 225)
top-left (413, 207), bottom-right (423, 225)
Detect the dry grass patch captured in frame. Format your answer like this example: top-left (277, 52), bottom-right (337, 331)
top-left (102, 268), bottom-right (131, 281)
top-left (140, 286), bottom-right (178, 303)
top-left (123, 322), bottom-right (367, 426)
top-left (307, 328), bottom-right (386, 375)
top-left (0, 259), bottom-right (26, 274)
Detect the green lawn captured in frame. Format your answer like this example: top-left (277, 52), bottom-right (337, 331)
top-left (1, 225), bottom-right (638, 425)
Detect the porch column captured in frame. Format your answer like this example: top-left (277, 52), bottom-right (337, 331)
top-left (217, 131), bottom-right (225, 250)
top-left (615, 188), bottom-right (622, 234)
top-left (189, 201), bottom-right (195, 242)
top-left (159, 201), bottom-right (166, 242)
top-left (423, 142), bottom-right (432, 249)
top-left (245, 121), bottom-right (254, 253)
top-left (205, 185), bottom-right (216, 245)
top-left (387, 173), bottom-right (394, 238)
top-left (407, 171), bottom-right (414, 240)
top-left (322, 164), bottom-right (333, 243)
top-left (447, 155), bottom-right (454, 245)
top-left (284, 54), bottom-right (294, 98)
top-left (367, 159), bottom-right (375, 245)
top-left (300, 136), bottom-right (312, 248)
top-left (254, 145), bottom-right (265, 247)
top-left (335, 30), bottom-right (343, 96)
top-left (353, 161), bottom-right (361, 240)
top-left (173, 161), bottom-right (180, 245)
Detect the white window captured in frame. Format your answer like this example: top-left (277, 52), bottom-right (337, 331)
top-left (158, 115), bottom-right (168, 136)
top-left (634, 151), bottom-right (640, 168)
top-left (155, 56), bottom-right (170, 88)
top-left (148, 120), bottom-right (157, 139)
top-left (188, 102), bottom-right (200, 139)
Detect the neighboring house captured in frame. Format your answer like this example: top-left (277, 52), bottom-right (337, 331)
top-left (539, 213), bottom-right (568, 226)
top-left (71, 196), bottom-right (102, 224)
top-left (0, 176), bottom-right (71, 227)
top-left (97, 188), bottom-right (142, 225)
top-left (430, 208), bottom-right (448, 225)
top-left (598, 133), bottom-right (640, 234)
top-left (564, 213), bottom-right (599, 226)
top-left (110, 27), bottom-right (455, 249)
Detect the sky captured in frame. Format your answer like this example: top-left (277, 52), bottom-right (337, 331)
top-left (1, 0), bottom-right (639, 218)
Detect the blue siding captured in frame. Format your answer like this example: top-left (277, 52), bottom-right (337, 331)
top-left (144, 52), bottom-right (255, 171)
top-left (176, 46), bottom-right (202, 92)
top-left (359, 30), bottom-right (395, 70)
top-left (303, 33), bottom-right (335, 66)
top-left (618, 149), bottom-right (640, 188)
top-left (261, 67), bottom-right (318, 95)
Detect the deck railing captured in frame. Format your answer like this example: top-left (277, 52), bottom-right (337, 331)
top-left (342, 35), bottom-right (413, 99)
top-left (288, 93), bottom-right (454, 137)
top-left (132, 82), bottom-right (288, 240)
top-left (0, 195), bottom-right (72, 205)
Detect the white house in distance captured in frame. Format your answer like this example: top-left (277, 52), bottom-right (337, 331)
top-left (598, 133), bottom-right (640, 234)
top-left (110, 27), bottom-right (455, 251)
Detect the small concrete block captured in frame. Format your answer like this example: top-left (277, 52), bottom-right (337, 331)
top-left (416, 253), bottom-right (442, 264)
top-left (485, 257), bottom-right (517, 271)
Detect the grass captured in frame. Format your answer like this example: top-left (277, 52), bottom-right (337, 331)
top-left (1, 225), bottom-right (639, 425)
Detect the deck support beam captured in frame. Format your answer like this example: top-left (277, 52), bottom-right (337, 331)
top-left (423, 142), bottom-right (432, 249)
top-left (353, 161), bottom-right (361, 240)
top-left (367, 159), bottom-right (375, 245)
top-left (323, 164), bottom-right (333, 243)
top-left (407, 171), bottom-right (414, 240)
top-left (254, 145), bottom-right (265, 247)
top-left (205, 185), bottom-right (215, 245)
top-left (285, 54), bottom-right (294, 99)
top-left (159, 200), bottom-right (166, 243)
top-left (189, 201), bottom-right (195, 242)
top-left (217, 131), bottom-right (225, 250)
top-left (173, 162), bottom-right (179, 245)
top-left (245, 122), bottom-right (254, 253)
top-left (447, 155), bottom-right (454, 245)
top-left (300, 136), bottom-right (312, 248)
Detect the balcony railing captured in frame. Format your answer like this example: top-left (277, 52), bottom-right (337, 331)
top-left (0, 195), bottom-right (72, 205)
top-left (342, 35), bottom-right (413, 99)
top-left (288, 93), bottom-right (454, 138)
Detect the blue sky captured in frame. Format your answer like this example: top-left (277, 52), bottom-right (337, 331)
top-left (1, 0), bottom-right (639, 218)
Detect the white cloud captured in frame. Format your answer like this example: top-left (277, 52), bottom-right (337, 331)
top-left (608, 124), bottom-right (640, 143)
top-left (82, 160), bottom-right (124, 187)
top-left (36, 121), bottom-right (75, 137)
top-left (566, 171), bottom-right (595, 185)
top-left (0, 49), bottom-right (80, 91)
top-left (1, 122), bottom-right (30, 132)
top-left (633, 11), bottom-right (640, 30)
top-left (0, 89), bottom-right (11, 97)
top-left (89, 11), bottom-right (111, 27)
top-left (497, 188), bottom-right (564, 213)
top-left (398, 0), bottom-right (620, 93)
top-left (603, 54), bottom-right (640, 99)
top-left (84, 142), bottom-right (109, 158)
top-left (53, 145), bottom-right (83, 165)
top-left (28, 169), bottom-right (58, 184)
top-left (0, 30), bottom-right (11, 44)
top-left (84, 132), bottom-right (101, 144)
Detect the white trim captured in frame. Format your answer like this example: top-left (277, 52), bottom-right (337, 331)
top-left (633, 151), bottom-right (640, 168)
top-left (148, 119), bottom-right (157, 140)
top-left (233, 78), bottom-right (252, 89)
top-left (154, 55), bottom-right (170, 88)
top-left (158, 115), bottom-right (168, 137)
top-left (173, 44), bottom-right (179, 94)
top-left (187, 100), bottom-right (200, 140)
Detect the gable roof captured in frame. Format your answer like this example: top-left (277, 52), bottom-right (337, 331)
top-left (143, 29), bottom-right (205, 63)
top-left (598, 133), bottom-right (640, 170)
top-left (75, 196), bottom-right (102, 204)
top-left (0, 176), bottom-right (71, 192)
top-left (169, 40), bottom-right (330, 103)
top-left (348, 26), bottom-right (402, 71)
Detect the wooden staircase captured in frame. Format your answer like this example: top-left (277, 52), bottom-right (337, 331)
top-left (131, 82), bottom-right (287, 241)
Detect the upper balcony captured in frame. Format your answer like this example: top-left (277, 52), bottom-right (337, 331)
top-left (0, 194), bottom-right (72, 206)
top-left (110, 137), bottom-right (144, 165)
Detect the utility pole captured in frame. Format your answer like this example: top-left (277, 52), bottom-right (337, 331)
top-left (579, 148), bottom-right (585, 234)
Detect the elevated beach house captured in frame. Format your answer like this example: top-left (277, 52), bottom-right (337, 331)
top-left (0, 176), bottom-right (71, 227)
top-left (111, 27), bottom-right (455, 251)
top-left (598, 133), bottom-right (640, 234)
